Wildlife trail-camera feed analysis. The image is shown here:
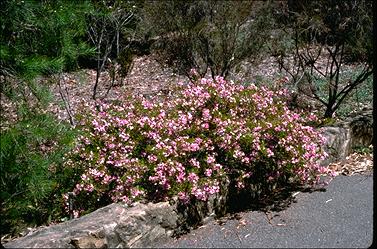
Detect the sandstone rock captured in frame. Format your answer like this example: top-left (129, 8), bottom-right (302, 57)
top-left (319, 109), bottom-right (373, 166)
top-left (113, 201), bottom-right (178, 248)
top-left (4, 201), bottom-right (179, 249)
top-left (348, 110), bottom-right (373, 149)
top-left (4, 192), bottom-right (228, 249)
top-left (319, 124), bottom-right (352, 166)
top-left (70, 235), bottom-right (107, 249)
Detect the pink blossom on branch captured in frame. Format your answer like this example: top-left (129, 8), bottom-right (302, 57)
top-left (65, 75), bottom-right (333, 217)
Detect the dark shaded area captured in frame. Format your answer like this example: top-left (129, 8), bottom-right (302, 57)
top-left (226, 182), bottom-right (326, 214)
top-left (171, 179), bottom-right (328, 239)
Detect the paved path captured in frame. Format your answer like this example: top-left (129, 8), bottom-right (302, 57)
top-left (157, 174), bottom-right (373, 248)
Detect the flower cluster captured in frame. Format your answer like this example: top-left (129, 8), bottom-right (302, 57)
top-left (65, 76), bottom-right (334, 215)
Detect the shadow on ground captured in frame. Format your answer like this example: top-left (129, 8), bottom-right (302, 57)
top-left (217, 183), bottom-right (327, 225)
top-left (173, 181), bottom-right (328, 238)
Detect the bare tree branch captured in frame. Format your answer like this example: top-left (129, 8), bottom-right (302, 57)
top-left (57, 74), bottom-right (75, 126)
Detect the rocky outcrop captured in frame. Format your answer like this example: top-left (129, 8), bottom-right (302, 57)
top-left (348, 109), bottom-right (373, 149)
top-left (4, 202), bottom-right (179, 248)
top-left (319, 108), bottom-right (373, 166)
top-left (319, 124), bottom-right (352, 166)
top-left (4, 179), bottom-right (231, 249)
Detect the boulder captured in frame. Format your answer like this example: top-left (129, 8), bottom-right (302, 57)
top-left (319, 108), bottom-right (373, 166)
top-left (4, 202), bottom-right (179, 248)
top-left (319, 124), bottom-right (352, 166)
top-left (4, 180), bottom-right (231, 249)
top-left (348, 109), bottom-right (373, 149)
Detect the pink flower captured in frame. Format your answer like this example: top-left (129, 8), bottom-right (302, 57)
top-left (188, 172), bottom-right (199, 183)
top-left (201, 123), bottom-right (209, 129)
top-left (203, 184), bottom-right (219, 194)
top-left (176, 171), bottom-right (186, 183)
top-left (142, 100), bottom-right (153, 109)
top-left (213, 163), bottom-right (222, 171)
top-left (178, 192), bottom-right (190, 204)
top-left (202, 109), bottom-right (211, 120)
top-left (206, 155), bottom-right (215, 164)
top-left (241, 156), bottom-right (250, 164)
top-left (190, 158), bottom-right (200, 168)
top-left (190, 143), bottom-right (200, 151)
top-left (73, 210), bottom-right (80, 219)
top-left (148, 154), bottom-right (158, 162)
top-left (236, 182), bottom-right (245, 189)
top-left (266, 148), bottom-right (274, 157)
top-left (191, 187), bottom-right (207, 201)
top-left (205, 168), bottom-right (212, 177)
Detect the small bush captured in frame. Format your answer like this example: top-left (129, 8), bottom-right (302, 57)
top-left (66, 76), bottom-right (334, 216)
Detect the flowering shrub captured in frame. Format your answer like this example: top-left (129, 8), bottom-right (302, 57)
top-left (65, 76), bottom-right (335, 216)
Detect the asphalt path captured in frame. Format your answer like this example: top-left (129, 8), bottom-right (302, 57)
top-left (157, 174), bottom-right (373, 248)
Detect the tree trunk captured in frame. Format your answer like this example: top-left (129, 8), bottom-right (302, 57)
top-left (324, 105), bottom-right (334, 119)
top-left (92, 67), bottom-right (100, 100)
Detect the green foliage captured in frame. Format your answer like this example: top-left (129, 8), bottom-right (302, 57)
top-left (0, 112), bottom-right (79, 236)
top-left (353, 145), bottom-right (373, 155)
top-left (0, 0), bottom-right (141, 236)
top-left (0, 0), bottom-right (95, 111)
top-left (1, 0), bottom-right (94, 79)
top-left (0, 2), bottom-right (95, 235)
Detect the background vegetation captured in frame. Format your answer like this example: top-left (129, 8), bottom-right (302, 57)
top-left (0, 0), bottom-right (373, 238)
